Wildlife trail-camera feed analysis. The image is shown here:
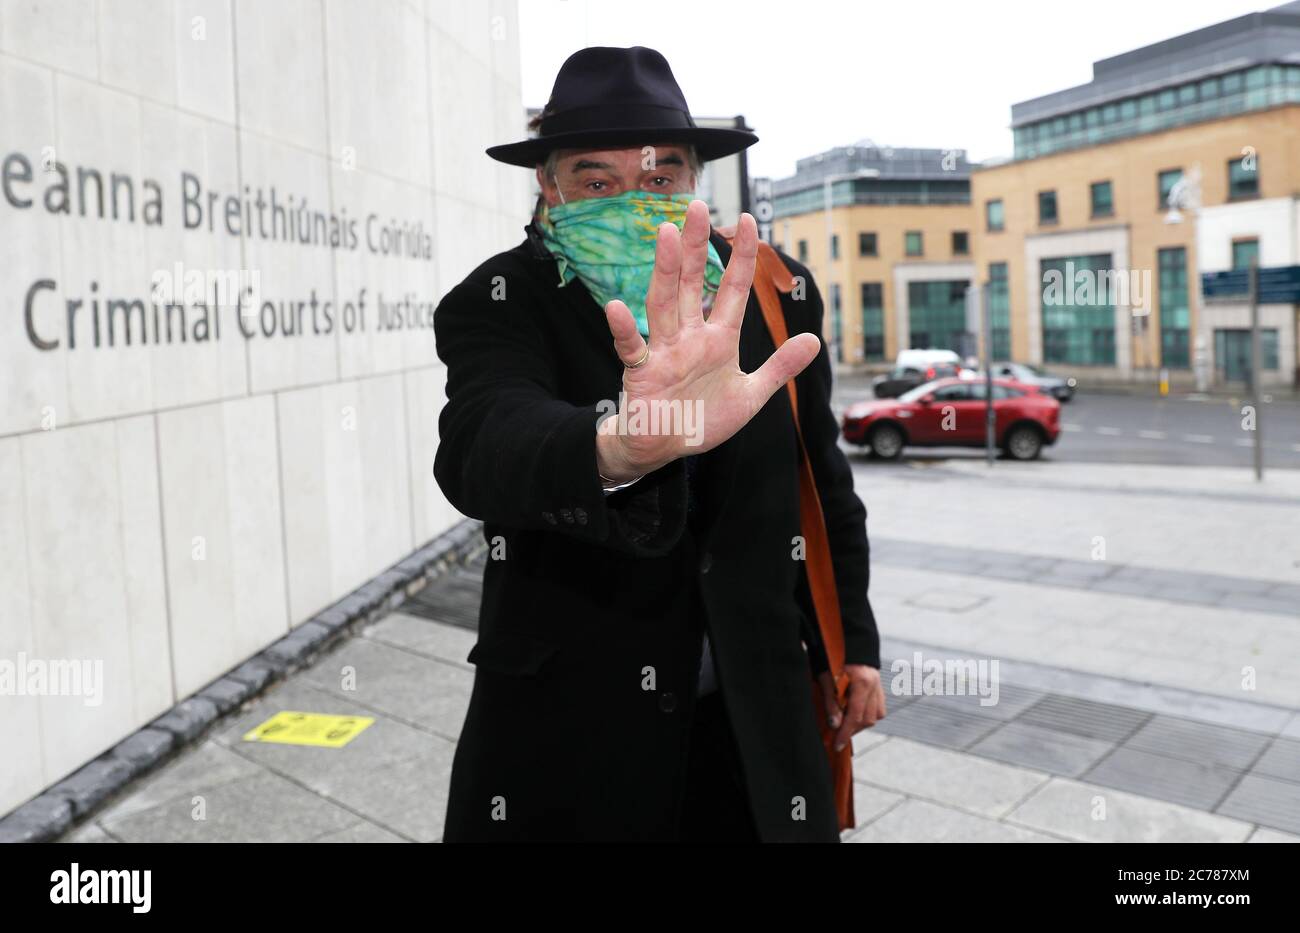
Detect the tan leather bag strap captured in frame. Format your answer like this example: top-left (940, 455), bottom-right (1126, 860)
top-left (734, 237), bottom-right (855, 831)
top-left (745, 240), bottom-right (849, 700)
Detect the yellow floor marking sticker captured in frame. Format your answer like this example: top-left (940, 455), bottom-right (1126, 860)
top-left (242, 711), bottom-right (375, 748)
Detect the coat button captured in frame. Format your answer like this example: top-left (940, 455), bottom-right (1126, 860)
top-left (560, 508), bottom-right (574, 524)
top-left (542, 511), bottom-right (557, 525)
top-left (699, 552), bottom-right (713, 574)
top-left (574, 507), bottom-right (588, 525)
top-left (658, 690), bottom-right (677, 713)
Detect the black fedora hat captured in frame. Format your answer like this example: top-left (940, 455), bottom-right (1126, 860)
top-left (486, 46), bottom-right (758, 168)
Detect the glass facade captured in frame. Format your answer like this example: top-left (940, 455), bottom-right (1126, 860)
top-left (952, 231), bottom-right (969, 255)
top-left (1013, 64), bottom-right (1300, 160)
top-left (987, 262), bottom-right (1011, 361)
top-left (908, 280), bottom-right (969, 352)
top-left (773, 177), bottom-right (970, 218)
top-left (1215, 328), bottom-right (1280, 381)
top-left (861, 282), bottom-right (884, 361)
top-left (905, 231), bottom-right (923, 256)
top-left (797, 239), bottom-right (808, 263)
top-left (1090, 180), bottom-right (1114, 217)
top-left (986, 198), bottom-right (1004, 231)
top-left (859, 232), bottom-right (877, 256)
top-left (1040, 254), bottom-right (1116, 366)
top-left (830, 234), bottom-right (839, 260)
top-left (1158, 247), bottom-right (1190, 369)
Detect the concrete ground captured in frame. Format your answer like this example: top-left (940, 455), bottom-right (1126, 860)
top-left (55, 457), bottom-right (1300, 843)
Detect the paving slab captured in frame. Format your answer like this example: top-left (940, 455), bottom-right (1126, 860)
top-left (853, 736), bottom-right (1049, 818)
top-left (1005, 777), bottom-right (1254, 843)
top-left (845, 798), bottom-right (1063, 843)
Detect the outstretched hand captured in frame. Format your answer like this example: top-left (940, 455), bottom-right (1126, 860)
top-left (595, 201), bottom-right (821, 482)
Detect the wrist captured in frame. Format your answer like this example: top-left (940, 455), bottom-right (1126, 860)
top-left (595, 430), bottom-right (643, 485)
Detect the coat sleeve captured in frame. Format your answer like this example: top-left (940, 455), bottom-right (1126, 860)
top-left (432, 256), bottom-right (687, 556)
top-left (779, 254), bottom-right (883, 671)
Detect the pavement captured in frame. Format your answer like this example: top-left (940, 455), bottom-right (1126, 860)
top-left (52, 456), bottom-right (1300, 843)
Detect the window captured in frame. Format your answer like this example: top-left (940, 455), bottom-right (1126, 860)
top-left (831, 234), bottom-right (840, 260)
top-left (797, 239), bottom-right (808, 263)
top-left (968, 383), bottom-right (1025, 400)
top-left (858, 231), bottom-right (877, 257)
top-left (1232, 238), bottom-right (1260, 271)
top-left (987, 262), bottom-right (1011, 361)
top-left (861, 282), bottom-right (884, 361)
top-left (1038, 190), bottom-right (1058, 225)
top-left (932, 383), bottom-right (971, 402)
top-left (1228, 156), bottom-right (1259, 200)
top-left (908, 279), bottom-right (969, 352)
top-left (1157, 168), bottom-right (1183, 209)
top-left (986, 199), bottom-right (1004, 232)
top-left (1040, 254), bottom-right (1116, 366)
top-left (905, 231), bottom-right (923, 256)
top-left (830, 283), bottom-right (842, 360)
top-left (1158, 247), bottom-right (1190, 369)
top-left (1215, 328), bottom-right (1280, 381)
top-left (952, 231), bottom-right (969, 255)
top-left (1090, 180), bottom-right (1114, 217)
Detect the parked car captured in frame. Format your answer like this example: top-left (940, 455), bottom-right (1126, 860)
top-left (990, 362), bottom-right (1077, 401)
top-left (842, 377), bottom-right (1061, 460)
top-left (871, 349), bottom-right (966, 398)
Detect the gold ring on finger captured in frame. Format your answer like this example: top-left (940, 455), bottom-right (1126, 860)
top-left (625, 345), bottom-right (651, 369)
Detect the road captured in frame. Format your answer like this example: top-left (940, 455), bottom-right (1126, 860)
top-left (831, 373), bottom-right (1300, 469)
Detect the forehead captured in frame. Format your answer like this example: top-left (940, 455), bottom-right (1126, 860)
top-left (553, 144), bottom-right (690, 171)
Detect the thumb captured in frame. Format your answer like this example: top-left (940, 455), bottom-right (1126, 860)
top-left (747, 333), bottom-right (821, 409)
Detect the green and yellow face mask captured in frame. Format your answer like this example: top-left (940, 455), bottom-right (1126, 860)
top-left (536, 190), bottom-right (725, 336)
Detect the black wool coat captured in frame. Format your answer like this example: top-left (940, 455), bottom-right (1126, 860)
top-left (432, 221), bottom-right (882, 842)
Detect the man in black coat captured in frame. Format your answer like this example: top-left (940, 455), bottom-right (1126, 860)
top-left (432, 46), bottom-right (885, 842)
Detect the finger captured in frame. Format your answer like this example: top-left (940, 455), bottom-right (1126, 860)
top-left (605, 299), bottom-right (648, 367)
top-left (677, 199), bottom-right (710, 328)
top-left (818, 672), bottom-right (841, 730)
top-left (872, 680), bottom-right (888, 723)
top-left (745, 332), bottom-right (820, 411)
top-left (710, 212), bottom-right (758, 330)
top-left (834, 679), bottom-right (869, 752)
top-left (645, 221), bottom-right (681, 343)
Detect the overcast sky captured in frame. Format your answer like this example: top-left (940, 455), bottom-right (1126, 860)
top-left (517, 0), bottom-right (1268, 179)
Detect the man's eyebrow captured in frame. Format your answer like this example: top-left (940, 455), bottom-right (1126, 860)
top-left (649, 154), bottom-right (684, 167)
top-left (570, 159), bottom-right (614, 171)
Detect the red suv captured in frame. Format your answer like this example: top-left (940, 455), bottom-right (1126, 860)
top-left (842, 377), bottom-right (1061, 460)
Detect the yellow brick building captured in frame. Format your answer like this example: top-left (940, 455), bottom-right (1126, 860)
top-left (773, 5), bottom-right (1300, 388)
top-left (773, 146), bottom-right (977, 366)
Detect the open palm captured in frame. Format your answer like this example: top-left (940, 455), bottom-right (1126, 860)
top-left (595, 201), bottom-right (821, 482)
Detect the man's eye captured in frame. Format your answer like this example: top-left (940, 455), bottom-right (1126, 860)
top-left (586, 181), bottom-right (607, 191)
top-left (649, 176), bottom-right (671, 186)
